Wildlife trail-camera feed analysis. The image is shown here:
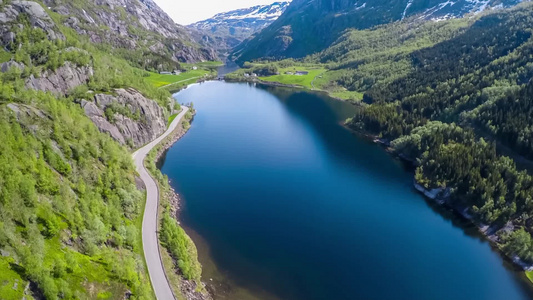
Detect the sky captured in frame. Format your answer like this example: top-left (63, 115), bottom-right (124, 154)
top-left (152, 0), bottom-right (286, 25)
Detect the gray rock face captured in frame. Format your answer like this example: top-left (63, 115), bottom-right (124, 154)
top-left (24, 61), bottom-right (93, 96)
top-left (41, 0), bottom-right (216, 63)
top-left (0, 60), bottom-right (24, 72)
top-left (0, 1), bottom-right (64, 53)
top-left (11, 1), bottom-right (62, 40)
top-left (81, 88), bottom-right (167, 148)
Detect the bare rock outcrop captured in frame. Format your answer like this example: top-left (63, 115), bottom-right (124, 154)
top-left (24, 61), bottom-right (93, 96)
top-left (41, 0), bottom-right (217, 63)
top-left (0, 1), bottom-right (63, 46)
top-left (81, 88), bottom-right (167, 148)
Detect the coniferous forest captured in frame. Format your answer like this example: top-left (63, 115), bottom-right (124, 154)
top-left (346, 4), bottom-right (533, 262)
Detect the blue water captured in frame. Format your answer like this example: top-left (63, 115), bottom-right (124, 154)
top-left (160, 81), bottom-right (533, 300)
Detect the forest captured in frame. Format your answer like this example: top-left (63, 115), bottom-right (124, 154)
top-left (232, 1), bottom-right (533, 267)
top-left (0, 2), bottom-right (203, 299)
top-left (345, 4), bottom-right (533, 263)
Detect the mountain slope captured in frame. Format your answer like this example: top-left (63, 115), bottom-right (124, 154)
top-left (231, 1), bottom-right (533, 272)
top-left (42, 0), bottom-right (216, 69)
top-left (188, 2), bottom-right (290, 58)
top-left (232, 0), bottom-right (522, 63)
top-left (0, 1), bottom-right (210, 299)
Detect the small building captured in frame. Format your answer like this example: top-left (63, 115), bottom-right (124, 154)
top-left (172, 70), bottom-right (181, 75)
top-left (285, 72), bottom-right (294, 75)
top-left (251, 73), bottom-right (258, 77)
top-left (192, 66), bottom-right (198, 70)
top-left (160, 71), bottom-right (172, 75)
top-left (295, 71), bottom-right (309, 76)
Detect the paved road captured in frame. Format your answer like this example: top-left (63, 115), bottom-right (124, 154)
top-left (133, 107), bottom-right (189, 300)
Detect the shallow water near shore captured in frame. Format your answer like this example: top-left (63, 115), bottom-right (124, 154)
top-left (160, 81), bottom-right (533, 300)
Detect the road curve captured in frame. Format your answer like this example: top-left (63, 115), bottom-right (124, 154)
top-left (133, 106), bottom-right (189, 300)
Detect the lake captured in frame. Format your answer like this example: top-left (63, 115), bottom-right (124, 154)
top-left (160, 81), bottom-right (533, 300)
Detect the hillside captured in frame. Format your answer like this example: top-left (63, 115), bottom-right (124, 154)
top-left (0, 0), bottom-right (209, 299)
top-left (42, 0), bottom-right (216, 70)
top-left (231, 2), bottom-right (533, 272)
top-left (231, 0), bottom-right (523, 63)
top-left (187, 2), bottom-right (290, 58)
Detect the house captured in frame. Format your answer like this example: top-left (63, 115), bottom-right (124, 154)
top-left (160, 71), bottom-right (172, 75)
top-left (295, 71), bottom-right (309, 76)
top-left (172, 70), bottom-right (181, 75)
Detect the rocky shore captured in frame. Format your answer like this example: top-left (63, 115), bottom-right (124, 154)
top-left (370, 139), bottom-right (533, 274)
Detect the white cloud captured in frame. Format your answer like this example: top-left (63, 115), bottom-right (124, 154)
top-left (152, 0), bottom-right (289, 25)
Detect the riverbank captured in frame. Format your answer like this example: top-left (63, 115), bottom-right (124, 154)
top-left (224, 76), bottom-right (358, 104)
top-left (158, 81), bottom-right (533, 299)
top-left (354, 126), bottom-right (533, 284)
top-left (143, 108), bottom-right (214, 300)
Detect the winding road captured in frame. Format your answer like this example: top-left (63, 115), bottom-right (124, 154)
top-left (133, 106), bottom-right (189, 300)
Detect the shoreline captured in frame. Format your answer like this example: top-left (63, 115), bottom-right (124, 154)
top-left (156, 79), bottom-right (533, 298)
top-left (133, 106), bottom-right (191, 300)
top-left (153, 109), bottom-right (244, 300)
top-left (353, 126), bottom-right (533, 284)
top-left (224, 77), bottom-right (357, 103)
top-left (145, 108), bottom-right (214, 300)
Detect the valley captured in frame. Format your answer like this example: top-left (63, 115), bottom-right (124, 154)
top-left (1, 0), bottom-right (533, 299)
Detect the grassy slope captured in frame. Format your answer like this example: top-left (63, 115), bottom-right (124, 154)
top-left (231, 17), bottom-right (471, 102)
top-left (145, 61), bottom-right (223, 89)
top-left (145, 70), bottom-right (210, 88)
top-left (259, 67), bottom-right (326, 89)
top-left (0, 3), bottom-right (188, 299)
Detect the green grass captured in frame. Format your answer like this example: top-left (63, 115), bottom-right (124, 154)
top-left (259, 67), bottom-right (326, 89)
top-left (145, 70), bottom-right (211, 88)
top-left (312, 71), bottom-right (364, 101)
top-left (0, 256), bottom-right (27, 299)
top-left (182, 61), bottom-right (224, 68)
top-left (41, 237), bottom-right (130, 299)
top-left (526, 270), bottom-right (533, 283)
top-left (167, 113), bottom-right (178, 127)
top-left (0, 49), bottom-right (12, 63)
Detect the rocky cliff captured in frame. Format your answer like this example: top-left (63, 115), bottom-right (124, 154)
top-left (81, 88), bottom-right (167, 148)
top-left (0, 0), bottom-right (186, 148)
top-left (25, 61), bottom-right (94, 95)
top-left (7, 58), bottom-right (168, 148)
top-left (42, 0), bottom-right (216, 65)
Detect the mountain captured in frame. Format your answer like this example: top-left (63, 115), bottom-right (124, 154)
top-left (0, 1), bottom-right (210, 299)
top-left (42, 0), bottom-right (216, 69)
top-left (232, 0), bottom-right (523, 63)
top-left (187, 1), bottom-right (290, 58)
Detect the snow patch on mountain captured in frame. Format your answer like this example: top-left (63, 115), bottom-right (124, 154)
top-left (190, 1), bottom-right (291, 30)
